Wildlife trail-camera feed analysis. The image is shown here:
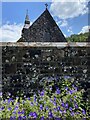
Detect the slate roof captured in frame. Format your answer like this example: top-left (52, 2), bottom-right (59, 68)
top-left (18, 8), bottom-right (67, 42)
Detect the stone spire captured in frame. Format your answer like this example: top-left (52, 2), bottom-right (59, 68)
top-left (23, 9), bottom-right (30, 29)
top-left (21, 10), bottom-right (30, 41)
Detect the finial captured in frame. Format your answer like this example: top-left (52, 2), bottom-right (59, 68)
top-left (45, 3), bottom-right (48, 9)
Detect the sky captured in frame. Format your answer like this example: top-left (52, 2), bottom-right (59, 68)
top-left (0, 0), bottom-right (90, 42)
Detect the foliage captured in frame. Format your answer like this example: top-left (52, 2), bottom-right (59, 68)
top-left (66, 32), bottom-right (89, 42)
top-left (0, 78), bottom-right (90, 119)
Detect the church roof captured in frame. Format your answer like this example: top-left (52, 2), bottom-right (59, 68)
top-left (18, 8), bottom-right (66, 42)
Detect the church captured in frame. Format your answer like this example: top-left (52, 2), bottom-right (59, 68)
top-left (18, 6), bottom-right (66, 42)
top-left (2, 5), bottom-right (90, 99)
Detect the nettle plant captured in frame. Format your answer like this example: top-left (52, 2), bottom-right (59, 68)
top-left (0, 78), bottom-right (89, 119)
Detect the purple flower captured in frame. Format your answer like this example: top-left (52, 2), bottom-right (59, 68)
top-left (29, 112), bottom-right (37, 118)
top-left (71, 112), bottom-right (74, 116)
top-left (34, 95), bottom-right (37, 102)
top-left (57, 106), bottom-right (60, 111)
top-left (8, 98), bottom-right (13, 104)
top-left (75, 104), bottom-right (78, 109)
top-left (48, 110), bottom-right (53, 118)
top-left (46, 106), bottom-right (49, 110)
top-left (40, 104), bottom-right (43, 110)
top-left (22, 116), bottom-right (26, 119)
top-left (50, 86), bottom-right (52, 91)
top-left (14, 106), bottom-right (18, 111)
top-left (65, 87), bottom-right (68, 91)
top-left (54, 96), bottom-right (56, 101)
top-left (56, 88), bottom-right (60, 94)
top-left (30, 102), bottom-right (34, 106)
top-left (1, 106), bottom-right (4, 110)
top-left (40, 90), bottom-right (44, 96)
top-left (18, 116), bottom-right (23, 120)
top-left (0, 92), bottom-right (2, 97)
top-left (8, 107), bottom-right (12, 111)
top-left (61, 102), bottom-right (64, 107)
top-left (82, 109), bottom-right (86, 115)
top-left (69, 107), bottom-right (73, 111)
top-left (40, 116), bottom-right (44, 120)
top-left (10, 116), bottom-right (16, 120)
top-left (55, 117), bottom-right (61, 120)
top-left (65, 103), bottom-right (68, 109)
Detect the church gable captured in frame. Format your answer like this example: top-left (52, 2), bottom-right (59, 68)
top-left (18, 8), bottom-right (66, 42)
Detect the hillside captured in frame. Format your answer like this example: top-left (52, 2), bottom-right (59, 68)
top-left (66, 32), bottom-right (89, 42)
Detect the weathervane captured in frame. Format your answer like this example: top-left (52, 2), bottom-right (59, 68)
top-left (45, 3), bottom-right (48, 9)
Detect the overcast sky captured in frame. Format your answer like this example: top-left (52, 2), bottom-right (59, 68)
top-left (0, 0), bottom-right (90, 42)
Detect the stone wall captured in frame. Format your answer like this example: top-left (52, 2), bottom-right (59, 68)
top-left (1, 43), bottom-right (90, 99)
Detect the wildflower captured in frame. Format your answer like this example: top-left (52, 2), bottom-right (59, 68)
top-left (82, 109), bottom-right (86, 115)
top-left (57, 106), bottom-right (60, 111)
top-left (54, 96), bottom-right (56, 101)
top-left (69, 107), bottom-right (73, 112)
top-left (40, 104), bottom-right (43, 110)
top-left (56, 88), bottom-right (60, 94)
top-left (8, 98), bottom-right (13, 104)
top-left (40, 90), bottom-right (44, 96)
top-left (75, 103), bottom-right (78, 109)
top-left (30, 102), bottom-right (34, 106)
top-left (8, 107), bottom-right (12, 111)
top-left (10, 116), bottom-right (16, 120)
top-left (0, 92), bottom-right (2, 97)
top-left (1, 106), bottom-right (4, 110)
top-left (46, 106), bottom-right (49, 110)
top-left (14, 106), bottom-right (18, 111)
top-left (71, 112), bottom-right (74, 116)
top-left (61, 102), bottom-right (64, 107)
top-left (48, 110), bottom-right (53, 118)
top-left (40, 116), bottom-right (44, 120)
top-left (65, 87), bottom-right (68, 91)
top-left (65, 103), bottom-right (68, 109)
top-left (34, 95), bottom-right (37, 102)
top-left (29, 112), bottom-right (37, 118)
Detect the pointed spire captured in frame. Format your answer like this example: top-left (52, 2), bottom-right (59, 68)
top-left (23, 9), bottom-right (30, 29)
top-left (25, 9), bottom-right (29, 22)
